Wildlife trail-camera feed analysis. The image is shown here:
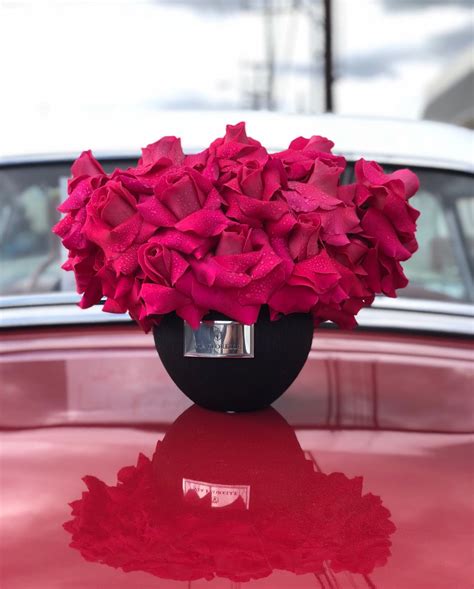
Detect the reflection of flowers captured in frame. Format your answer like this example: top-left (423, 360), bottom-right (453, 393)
top-left (64, 407), bottom-right (396, 583)
top-left (53, 123), bottom-right (419, 332)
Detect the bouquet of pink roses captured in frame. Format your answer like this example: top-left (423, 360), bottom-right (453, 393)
top-left (53, 122), bottom-right (419, 332)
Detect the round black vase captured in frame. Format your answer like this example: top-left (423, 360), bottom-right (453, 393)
top-left (153, 307), bottom-right (313, 412)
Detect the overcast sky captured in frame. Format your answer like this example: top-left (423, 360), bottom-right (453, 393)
top-left (0, 0), bottom-right (472, 155)
top-left (335, 0), bottom-right (472, 117)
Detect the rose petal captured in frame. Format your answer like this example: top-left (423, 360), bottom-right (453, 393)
top-left (177, 272), bottom-right (260, 324)
top-left (237, 265), bottom-right (286, 305)
top-left (267, 213), bottom-right (297, 238)
top-left (307, 158), bottom-right (344, 196)
top-left (159, 174), bottom-right (201, 219)
top-left (176, 303), bottom-right (208, 329)
top-left (215, 230), bottom-right (247, 255)
top-left (383, 192), bottom-right (419, 235)
top-left (141, 136), bottom-right (185, 168)
top-left (361, 209), bottom-right (411, 261)
top-left (356, 160), bottom-right (419, 199)
top-left (284, 182), bottom-right (340, 213)
top-left (141, 283), bottom-right (190, 315)
top-left (138, 197), bottom-right (177, 227)
top-left (288, 135), bottom-right (334, 153)
top-left (389, 169), bottom-right (419, 198)
top-left (158, 228), bottom-right (209, 255)
top-left (269, 284), bottom-right (318, 314)
top-left (226, 194), bottom-right (288, 223)
top-left (214, 251), bottom-right (262, 274)
top-left (176, 209), bottom-right (230, 237)
top-left (58, 180), bottom-right (91, 213)
top-left (185, 149), bottom-right (210, 170)
top-left (78, 277), bottom-right (103, 309)
top-left (71, 150), bottom-right (105, 178)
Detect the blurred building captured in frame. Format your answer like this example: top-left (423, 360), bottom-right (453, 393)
top-left (423, 45), bottom-right (474, 129)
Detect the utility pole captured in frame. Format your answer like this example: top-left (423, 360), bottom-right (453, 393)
top-left (263, 0), bottom-right (276, 110)
top-left (243, 0), bottom-right (333, 113)
top-left (323, 0), bottom-right (333, 112)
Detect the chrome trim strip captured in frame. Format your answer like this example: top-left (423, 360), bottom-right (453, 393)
top-left (0, 152), bottom-right (141, 166)
top-left (0, 304), bottom-right (131, 328)
top-left (370, 297), bottom-right (474, 317)
top-left (1, 302), bottom-right (473, 335)
top-left (0, 293), bottom-right (81, 307)
top-left (355, 307), bottom-right (474, 336)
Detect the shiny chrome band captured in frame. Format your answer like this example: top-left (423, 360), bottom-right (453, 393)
top-left (184, 320), bottom-right (254, 358)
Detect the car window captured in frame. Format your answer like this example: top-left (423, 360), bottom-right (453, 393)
top-left (456, 196), bottom-right (474, 270)
top-left (400, 169), bottom-right (473, 303)
top-left (401, 189), bottom-right (464, 301)
top-left (0, 162), bottom-right (472, 303)
top-left (0, 160), bottom-right (135, 296)
top-left (0, 163), bottom-right (65, 296)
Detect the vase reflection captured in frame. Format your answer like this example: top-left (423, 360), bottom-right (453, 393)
top-left (64, 406), bottom-right (396, 585)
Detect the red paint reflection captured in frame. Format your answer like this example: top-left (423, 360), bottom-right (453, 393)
top-left (64, 406), bottom-right (396, 583)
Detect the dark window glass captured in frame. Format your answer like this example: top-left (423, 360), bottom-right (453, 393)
top-left (0, 162), bottom-right (472, 303)
top-left (0, 160), bottom-right (135, 296)
top-left (401, 169), bottom-right (473, 303)
top-left (455, 195), bottom-right (474, 270)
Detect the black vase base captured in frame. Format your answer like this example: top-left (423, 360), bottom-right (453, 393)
top-left (153, 307), bottom-right (313, 412)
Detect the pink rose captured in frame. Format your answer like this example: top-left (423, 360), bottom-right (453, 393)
top-left (93, 271), bottom-right (150, 331)
top-left (282, 155), bottom-right (346, 214)
top-left (288, 213), bottom-right (321, 261)
top-left (222, 158), bottom-right (289, 226)
top-left (353, 160), bottom-right (419, 298)
top-left (193, 123), bottom-right (290, 227)
top-left (114, 136), bottom-right (186, 194)
top-left (176, 227), bottom-right (285, 326)
top-left (355, 159), bottom-right (419, 256)
top-left (139, 136), bottom-right (185, 171)
top-left (97, 274), bottom-right (152, 332)
top-left (138, 240), bottom-right (188, 286)
top-left (52, 151), bottom-right (109, 307)
top-left (318, 207), bottom-right (361, 246)
top-left (356, 159), bottom-right (419, 199)
top-left (84, 180), bottom-right (155, 275)
top-left (53, 151), bottom-right (107, 251)
top-left (69, 251), bottom-right (105, 309)
top-left (138, 167), bottom-right (229, 238)
top-left (153, 228), bottom-right (211, 258)
top-left (138, 242), bottom-right (193, 319)
top-left (269, 250), bottom-right (341, 316)
top-left (207, 122), bottom-right (269, 183)
top-left (362, 247), bottom-right (409, 298)
top-left (273, 135), bottom-right (340, 181)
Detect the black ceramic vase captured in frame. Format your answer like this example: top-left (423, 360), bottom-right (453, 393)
top-left (153, 306), bottom-right (313, 412)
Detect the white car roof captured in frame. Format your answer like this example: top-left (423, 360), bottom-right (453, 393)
top-left (1, 111), bottom-right (473, 173)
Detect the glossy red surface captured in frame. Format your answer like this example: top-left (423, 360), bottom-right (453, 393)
top-left (1, 324), bottom-right (473, 588)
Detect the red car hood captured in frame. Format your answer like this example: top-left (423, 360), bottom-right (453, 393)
top-left (1, 324), bottom-right (473, 588)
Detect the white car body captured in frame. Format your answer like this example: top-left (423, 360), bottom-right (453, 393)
top-left (1, 111), bottom-right (473, 172)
